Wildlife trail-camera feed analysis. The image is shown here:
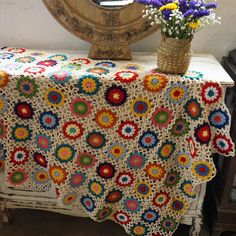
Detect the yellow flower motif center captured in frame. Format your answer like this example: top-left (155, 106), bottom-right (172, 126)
top-left (134, 226), bottom-right (145, 235)
top-left (15, 128), bottom-right (28, 138)
top-left (58, 148), bottom-right (72, 160)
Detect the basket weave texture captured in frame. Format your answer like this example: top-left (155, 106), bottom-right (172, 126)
top-left (157, 34), bottom-right (192, 74)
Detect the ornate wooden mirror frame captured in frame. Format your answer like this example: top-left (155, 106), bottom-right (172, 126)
top-left (43, 0), bottom-right (159, 60)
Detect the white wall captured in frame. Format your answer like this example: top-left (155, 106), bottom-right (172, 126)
top-left (0, 0), bottom-right (236, 61)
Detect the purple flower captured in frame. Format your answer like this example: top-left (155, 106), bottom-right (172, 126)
top-left (183, 9), bottom-right (194, 18)
top-left (205, 3), bottom-right (218, 9)
top-left (163, 9), bottom-right (172, 20)
top-left (135, 0), bottom-right (175, 7)
top-left (193, 9), bottom-right (210, 18)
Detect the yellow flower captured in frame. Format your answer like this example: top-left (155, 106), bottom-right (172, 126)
top-left (160, 3), bottom-right (178, 11)
top-left (189, 20), bottom-right (201, 29)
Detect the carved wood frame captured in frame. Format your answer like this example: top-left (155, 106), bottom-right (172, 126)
top-left (42, 0), bottom-right (160, 60)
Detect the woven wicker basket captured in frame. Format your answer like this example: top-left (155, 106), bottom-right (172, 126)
top-left (157, 34), bottom-right (192, 74)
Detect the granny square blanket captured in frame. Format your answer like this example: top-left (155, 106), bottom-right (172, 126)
top-left (0, 47), bottom-right (235, 236)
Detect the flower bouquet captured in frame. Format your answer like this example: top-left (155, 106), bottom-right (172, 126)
top-left (136, 0), bottom-right (220, 74)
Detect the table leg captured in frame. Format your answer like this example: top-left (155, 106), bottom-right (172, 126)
top-left (189, 218), bottom-right (202, 236)
top-left (0, 198), bottom-right (12, 224)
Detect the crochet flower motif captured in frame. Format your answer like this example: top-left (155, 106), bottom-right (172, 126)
top-left (48, 54), bottom-right (68, 61)
top-left (87, 67), bottom-right (109, 75)
top-left (139, 130), bottom-right (158, 149)
top-left (62, 63), bottom-right (81, 71)
top-left (122, 63), bottom-right (144, 71)
top-left (166, 83), bottom-right (188, 104)
top-left (86, 131), bottom-right (106, 149)
top-left (175, 151), bottom-right (191, 168)
top-left (44, 88), bottom-right (65, 107)
top-left (7, 168), bottom-right (29, 186)
top-left (181, 71), bottom-right (203, 80)
top-left (160, 216), bottom-right (177, 233)
top-left (201, 82), bottom-right (222, 104)
top-left (171, 118), bottom-right (190, 137)
top-left (49, 165), bottom-right (67, 185)
top-left (15, 56), bottom-right (35, 64)
top-left (116, 171), bottom-right (134, 187)
top-left (7, 47), bottom-right (26, 54)
top-left (76, 74), bottom-right (100, 95)
top-left (143, 73), bottom-right (167, 92)
top-left (157, 140), bottom-right (175, 160)
top-left (0, 70), bottom-right (9, 88)
top-left (69, 171), bottom-right (86, 188)
top-left (152, 107), bottom-right (173, 128)
top-left (213, 134), bottom-right (234, 156)
top-left (123, 197), bottom-right (142, 213)
top-left (49, 71), bottom-right (72, 84)
top-left (12, 124), bottom-right (32, 142)
top-left (145, 163), bottom-right (166, 180)
top-left (72, 58), bottom-right (91, 65)
top-left (153, 191), bottom-right (170, 208)
top-left (130, 97), bottom-right (151, 117)
top-left (35, 134), bottom-right (52, 151)
top-left (131, 223), bottom-right (148, 236)
top-left (95, 109), bottom-right (117, 129)
top-left (96, 162), bottom-right (116, 179)
top-left (39, 111), bottom-right (59, 130)
top-left (194, 122), bottom-right (211, 144)
top-left (209, 109), bottom-right (229, 129)
top-left (10, 147), bottom-right (29, 165)
top-left (95, 61), bottom-right (116, 68)
top-left (62, 121), bottom-right (84, 140)
top-left (171, 198), bottom-right (187, 214)
top-left (70, 98), bottom-right (92, 118)
top-left (37, 59), bottom-right (57, 67)
top-left (187, 137), bottom-right (197, 158)
top-left (105, 189), bottom-right (123, 203)
top-left (32, 169), bottom-right (50, 185)
top-left (184, 98), bottom-right (203, 120)
top-left (0, 53), bottom-right (14, 60)
top-left (141, 209), bottom-right (160, 223)
top-left (34, 152), bottom-right (48, 168)
top-left (81, 195), bottom-right (96, 212)
top-left (105, 85), bottom-right (127, 106)
top-left (191, 160), bottom-right (215, 182)
top-left (24, 66), bottom-right (45, 75)
top-left (16, 77), bottom-right (38, 98)
top-left (14, 101), bottom-right (34, 119)
top-left (107, 142), bottom-right (127, 160)
top-left (127, 152), bottom-right (146, 169)
top-left (115, 71), bottom-right (138, 83)
top-left (54, 144), bottom-right (76, 163)
top-left (96, 207), bottom-right (112, 221)
top-left (117, 120), bottom-right (139, 139)
top-left (164, 170), bottom-right (181, 187)
top-left (135, 181), bottom-right (152, 198)
top-left (179, 180), bottom-right (196, 199)
top-left (62, 192), bottom-right (78, 206)
top-left (77, 152), bottom-right (97, 169)
top-left (88, 179), bottom-right (105, 198)
top-left (113, 211), bottom-right (131, 225)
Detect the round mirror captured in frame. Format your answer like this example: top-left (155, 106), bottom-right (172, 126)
top-left (92, 0), bottom-right (134, 8)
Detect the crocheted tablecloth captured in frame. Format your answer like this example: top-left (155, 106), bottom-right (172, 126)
top-left (0, 47), bottom-right (235, 236)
